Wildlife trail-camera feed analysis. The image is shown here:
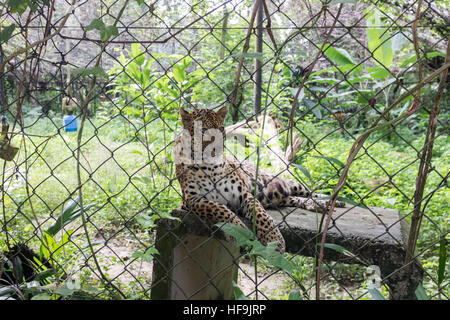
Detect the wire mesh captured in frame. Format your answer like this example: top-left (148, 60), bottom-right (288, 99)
top-left (0, 0), bottom-right (448, 300)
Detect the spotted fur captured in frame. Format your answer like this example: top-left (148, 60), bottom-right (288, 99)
top-left (175, 106), bottom-right (344, 253)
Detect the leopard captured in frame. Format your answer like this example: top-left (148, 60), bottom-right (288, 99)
top-left (174, 106), bottom-right (345, 253)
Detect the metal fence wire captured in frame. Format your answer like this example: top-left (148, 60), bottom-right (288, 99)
top-left (0, 0), bottom-right (448, 300)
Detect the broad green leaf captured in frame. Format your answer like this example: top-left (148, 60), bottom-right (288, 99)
top-left (73, 66), bottom-right (108, 80)
top-left (310, 64), bottom-right (356, 77)
top-left (415, 283), bottom-right (429, 300)
top-left (250, 242), bottom-right (294, 273)
top-left (232, 281), bottom-right (249, 300)
top-left (132, 247), bottom-right (159, 262)
top-left (437, 239), bottom-right (447, 287)
top-left (367, 67), bottom-right (391, 80)
top-left (346, 74), bottom-right (374, 84)
top-left (129, 149), bottom-right (143, 156)
top-left (31, 293), bottom-right (52, 300)
top-left (329, 0), bottom-right (358, 5)
top-left (231, 52), bottom-right (264, 61)
top-left (86, 18), bottom-right (105, 31)
top-left (215, 222), bottom-right (255, 247)
top-left (0, 24), bottom-right (16, 43)
top-left (55, 281), bottom-right (80, 297)
top-left (311, 107), bottom-right (322, 119)
top-left (40, 232), bottom-right (57, 260)
top-left (130, 44), bottom-right (145, 64)
top-left (136, 213), bottom-right (155, 229)
top-left (308, 85), bottom-right (328, 92)
top-left (46, 197), bottom-right (96, 236)
top-left (292, 164), bottom-right (313, 183)
top-left (0, 285), bottom-right (18, 297)
top-left (35, 268), bottom-right (54, 282)
top-left (325, 90), bottom-right (357, 99)
top-left (368, 288), bottom-right (386, 300)
top-left (102, 25), bottom-right (119, 42)
top-left (399, 51), bottom-right (445, 68)
top-left (323, 44), bottom-right (355, 66)
top-left (365, 8), bottom-right (393, 68)
top-left (173, 63), bottom-right (187, 83)
top-left (288, 289), bottom-right (303, 300)
top-left (13, 256), bottom-right (24, 282)
top-left (133, 176), bottom-right (153, 185)
top-left (181, 57), bottom-right (192, 69)
top-left (7, 0), bottom-right (28, 15)
top-left (308, 77), bottom-right (340, 85)
top-left (312, 155), bottom-right (344, 168)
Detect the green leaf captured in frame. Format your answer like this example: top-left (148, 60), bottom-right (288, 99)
top-left (329, 0), bottom-right (358, 5)
top-left (323, 243), bottom-right (366, 264)
top-left (86, 19), bottom-right (117, 42)
top-left (103, 25), bottom-right (119, 41)
top-left (232, 281), bottom-right (249, 300)
top-left (35, 268), bottom-right (54, 282)
top-left (0, 285), bottom-right (18, 297)
top-left (415, 283), bottom-right (429, 300)
top-left (323, 45), bottom-right (355, 66)
top-left (46, 197), bottom-right (96, 236)
top-left (312, 155), bottom-right (344, 168)
top-left (136, 213), bottom-right (155, 229)
top-left (181, 57), bottom-right (192, 69)
top-left (288, 289), bottom-right (303, 300)
top-left (215, 222), bottom-right (255, 247)
top-left (368, 288), bottom-right (386, 300)
top-left (31, 293), bottom-right (52, 300)
top-left (231, 52), bottom-right (264, 61)
top-left (132, 247), bottom-right (159, 262)
top-left (13, 256), bottom-right (24, 282)
top-left (308, 77), bottom-right (340, 85)
top-left (7, 0), bottom-right (28, 15)
top-left (54, 281), bottom-right (80, 297)
top-left (133, 176), bottom-right (153, 185)
top-left (73, 66), bottom-right (108, 80)
top-left (292, 164), bottom-right (313, 183)
top-left (40, 232), bottom-right (57, 261)
top-left (130, 43), bottom-right (145, 66)
top-left (173, 63), bottom-right (187, 83)
top-left (86, 19), bottom-right (105, 31)
top-left (437, 239), bottom-right (447, 287)
top-left (250, 242), bottom-right (294, 273)
top-left (399, 51), bottom-right (445, 68)
top-left (0, 24), bottom-right (16, 43)
top-left (367, 67), bottom-right (390, 80)
top-left (365, 8), bottom-right (393, 68)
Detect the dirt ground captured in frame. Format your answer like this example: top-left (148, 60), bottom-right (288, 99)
top-left (92, 238), bottom-right (292, 299)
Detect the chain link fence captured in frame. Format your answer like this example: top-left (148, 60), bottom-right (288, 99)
top-left (0, 0), bottom-right (448, 300)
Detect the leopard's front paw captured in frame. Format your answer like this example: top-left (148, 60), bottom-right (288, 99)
top-left (316, 199), bottom-right (346, 213)
top-left (335, 199), bottom-right (346, 208)
top-left (259, 229), bottom-right (286, 254)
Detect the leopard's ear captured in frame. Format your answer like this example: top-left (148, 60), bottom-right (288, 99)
top-left (216, 106), bottom-right (228, 123)
top-left (179, 108), bottom-right (192, 127)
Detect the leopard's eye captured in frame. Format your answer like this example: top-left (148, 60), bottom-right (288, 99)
top-left (219, 127), bottom-right (224, 132)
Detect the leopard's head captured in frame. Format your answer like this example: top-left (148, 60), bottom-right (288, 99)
top-left (179, 106), bottom-right (228, 134)
top-left (178, 106), bottom-right (228, 163)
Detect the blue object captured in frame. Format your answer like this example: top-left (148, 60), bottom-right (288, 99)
top-left (63, 115), bottom-right (78, 132)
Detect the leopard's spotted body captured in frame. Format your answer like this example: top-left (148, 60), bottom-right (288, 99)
top-left (175, 107), bottom-right (344, 253)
